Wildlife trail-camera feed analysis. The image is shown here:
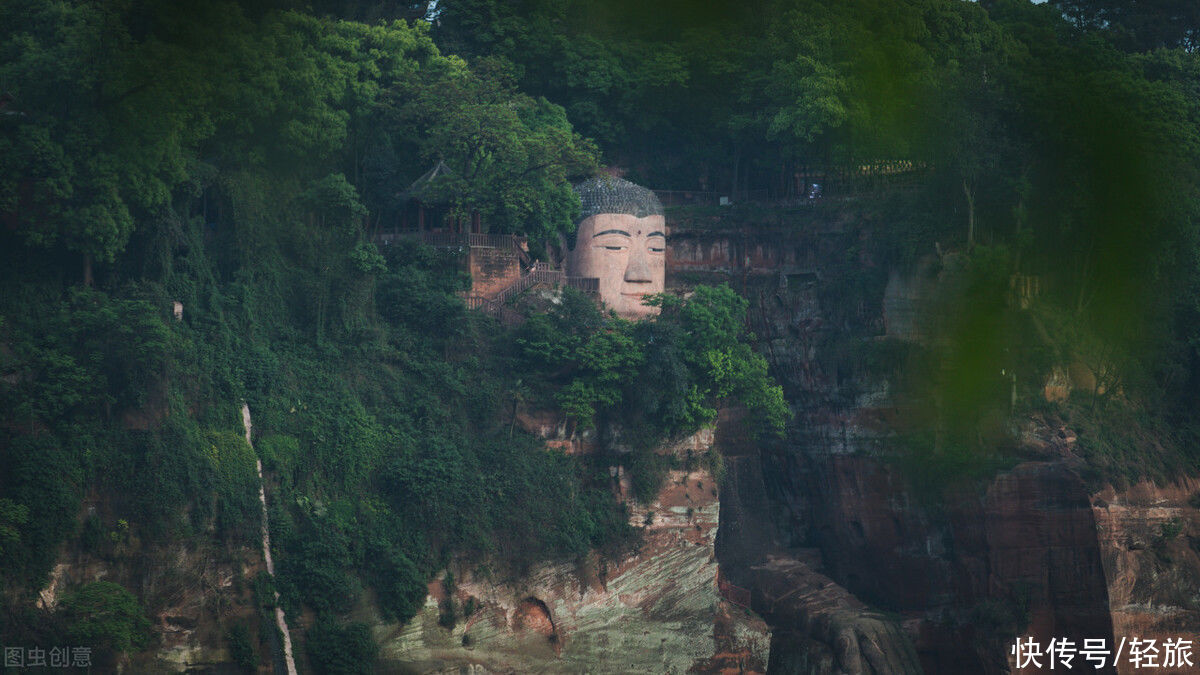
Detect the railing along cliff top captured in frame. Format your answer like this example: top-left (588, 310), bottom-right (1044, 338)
top-left (654, 161), bottom-right (927, 205)
top-left (375, 230), bottom-right (528, 252)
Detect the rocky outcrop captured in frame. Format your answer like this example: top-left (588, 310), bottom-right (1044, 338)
top-left (714, 415), bottom-right (924, 675)
top-left (373, 429), bottom-right (771, 673)
top-left (469, 244), bottom-right (523, 298)
top-left (1092, 479), bottom-right (1200, 674)
top-left (29, 407), bottom-right (270, 673)
top-left (244, 403), bottom-right (298, 675)
top-left (35, 536), bottom-right (260, 672)
top-left (701, 260), bottom-right (1127, 673)
top-left (750, 555), bottom-right (921, 675)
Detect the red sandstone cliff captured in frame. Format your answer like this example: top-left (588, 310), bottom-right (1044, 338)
top-left (679, 229), bottom-right (1191, 674)
top-left (371, 423), bottom-right (771, 673)
top-left (1092, 479), bottom-right (1200, 675)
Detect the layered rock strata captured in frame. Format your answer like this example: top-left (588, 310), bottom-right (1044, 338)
top-left (374, 430), bottom-right (771, 673)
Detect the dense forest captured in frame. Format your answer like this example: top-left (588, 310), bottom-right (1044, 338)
top-left (2, 0), bottom-right (1199, 671)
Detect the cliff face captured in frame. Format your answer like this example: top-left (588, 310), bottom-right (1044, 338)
top-left (1092, 480), bottom-right (1200, 674)
top-left (373, 429), bottom-right (771, 674)
top-left (681, 221), bottom-right (1198, 674)
top-left (767, 453), bottom-right (1115, 673)
top-left (717, 242), bottom-right (1115, 672)
top-left (752, 437), bottom-right (1200, 675)
top-left (36, 219), bottom-right (1200, 674)
top-left (35, 419), bottom-right (771, 674)
top-left (35, 526), bottom-right (263, 672)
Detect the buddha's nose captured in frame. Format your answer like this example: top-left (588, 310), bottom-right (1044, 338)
top-left (624, 247), bottom-right (652, 283)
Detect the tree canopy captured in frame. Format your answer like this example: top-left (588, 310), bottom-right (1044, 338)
top-left (4, 0), bottom-right (1200, 669)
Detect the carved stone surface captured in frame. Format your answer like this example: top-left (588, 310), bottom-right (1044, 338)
top-left (374, 429), bottom-right (771, 674)
top-left (568, 177), bottom-right (667, 319)
top-left (574, 176), bottom-right (664, 222)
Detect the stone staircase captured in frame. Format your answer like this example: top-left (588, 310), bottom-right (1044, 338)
top-left (465, 261), bottom-right (598, 326)
top-left (374, 229), bottom-right (597, 325)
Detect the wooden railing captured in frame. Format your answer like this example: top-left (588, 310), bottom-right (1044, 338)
top-left (654, 162), bottom-right (927, 205)
top-left (464, 295), bottom-right (524, 328)
top-left (469, 232), bottom-right (527, 249)
top-left (375, 230), bottom-right (528, 252)
top-left (654, 190), bottom-right (722, 207)
top-left (529, 261), bottom-right (559, 279)
top-left (466, 262), bottom-right (586, 326)
top-left (654, 189), bottom-right (769, 206)
top-left (491, 262), bottom-right (562, 305)
top-left (374, 232), bottom-right (597, 323)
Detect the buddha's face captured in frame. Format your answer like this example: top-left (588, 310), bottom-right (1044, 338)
top-left (571, 212), bottom-right (667, 319)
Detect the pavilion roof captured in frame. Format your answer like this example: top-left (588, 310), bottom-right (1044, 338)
top-left (399, 160), bottom-right (471, 203)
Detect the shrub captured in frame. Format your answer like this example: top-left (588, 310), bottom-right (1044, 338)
top-left (57, 582), bottom-right (151, 656)
top-left (305, 619), bottom-right (377, 675)
top-left (227, 621), bottom-right (256, 670)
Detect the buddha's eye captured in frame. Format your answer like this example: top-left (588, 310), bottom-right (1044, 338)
top-left (602, 245), bottom-right (624, 251)
top-left (649, 247), bottom-right (665, 253)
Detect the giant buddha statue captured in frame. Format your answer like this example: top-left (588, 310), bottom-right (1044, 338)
top-left (567, 176), bottom-right (667, 319)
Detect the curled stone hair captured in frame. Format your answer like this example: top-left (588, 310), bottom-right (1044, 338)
top-left (574, 176), bottom-right (664, 223)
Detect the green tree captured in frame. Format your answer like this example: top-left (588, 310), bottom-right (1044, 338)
top-left (0, 1), bottom-right (237, 282)
top-left (305, 618), bottom-right (377, 675)
top-left (1049, 0), bottom-right (1200, 52)
top-left (651, 285), bottom-right (788, 437)
top-left (378, 54), bottom-right (598, 241)
top-left (0, 500), bottom-right (29, 562)
top-left (556, 325), bottom-right (645, 425)
top-left (57, 582), bottom-right (152, 655)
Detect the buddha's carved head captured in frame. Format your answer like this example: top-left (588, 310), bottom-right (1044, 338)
top-left (568, 177), bottom-right (667, 319)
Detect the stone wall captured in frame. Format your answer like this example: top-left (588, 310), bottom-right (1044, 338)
top-left (469, 246), bottom-right (521, 298)
top-left (882, 267), bottom-right (925, 341)
top-left (1091, 479), bottom-right (1200, 675)
top-left (667, 228), bottom-right (822, 276)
